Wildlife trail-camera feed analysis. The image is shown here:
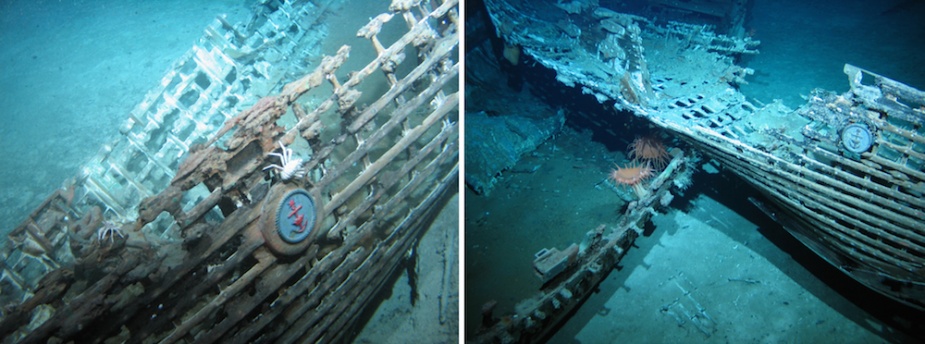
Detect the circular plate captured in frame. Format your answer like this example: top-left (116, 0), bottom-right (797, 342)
top-left (841, 123), bottom-right (873, 153)
top-left (276, 189), bottom-right (316, 243)
top-left (260, 184), bottom-right (322, 255)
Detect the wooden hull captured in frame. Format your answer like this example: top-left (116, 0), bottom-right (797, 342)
top-left (484, 0), bottom-right (925, 312)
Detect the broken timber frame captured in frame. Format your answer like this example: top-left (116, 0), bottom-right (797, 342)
top-left (473, 150), bottom-right (695, 343)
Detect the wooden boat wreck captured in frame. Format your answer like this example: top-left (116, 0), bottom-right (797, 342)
top-left (473, 0), bottom-right (923, 341)
top-left (0, 0), bottom-right (459, 342)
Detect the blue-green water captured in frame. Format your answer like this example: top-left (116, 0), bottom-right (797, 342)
top-left (739, 0), bottom-right (925, 107)
top-left (0, 0), bottom-right (250, 235)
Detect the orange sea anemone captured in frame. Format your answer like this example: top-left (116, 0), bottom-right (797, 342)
top-left (628, 136), bottom-right (670, 170)
top-left (609, 162), bottom-right (654, 198)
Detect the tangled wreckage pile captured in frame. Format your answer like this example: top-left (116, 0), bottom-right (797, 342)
top-left (475, 0), bottom-right (924, 341)
top-left (0, 0), bottom-right (458, 342)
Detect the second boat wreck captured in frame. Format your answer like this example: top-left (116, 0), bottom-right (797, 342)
top-left (473, 0), bottom-right (924, 341)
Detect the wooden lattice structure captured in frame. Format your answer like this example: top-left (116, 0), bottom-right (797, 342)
top-left (652, 65), bottom-right (925, 309)
top-left (0, 0), bottom-right (459, 342)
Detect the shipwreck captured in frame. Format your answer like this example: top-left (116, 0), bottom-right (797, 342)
top-left (0, 0), bottom-right (459, 342)
top-left (469, 0), bottom-right (924, 341)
